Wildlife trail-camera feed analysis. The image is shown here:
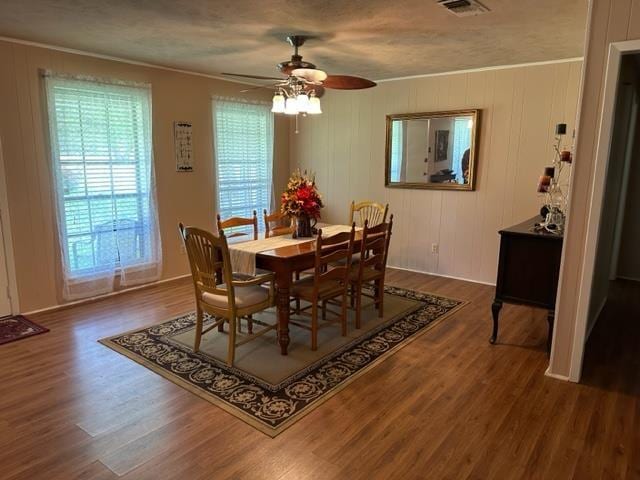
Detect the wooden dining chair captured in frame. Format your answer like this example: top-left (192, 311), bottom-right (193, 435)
top-left (349, 201), bottom-right (389, 228)
top-left (216, 211), bottom-right (258, 240)
top-left (264, 209), bottom-right (293, 237)
top-left (289, 225), bottom-right (356, 350)
top-left (178, 223), bottom-right (277, 366)
top-left (349, 215), bottom-right (394, 329)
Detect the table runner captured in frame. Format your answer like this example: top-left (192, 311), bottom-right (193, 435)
top-left (229, 224), bottom-right (357, 276)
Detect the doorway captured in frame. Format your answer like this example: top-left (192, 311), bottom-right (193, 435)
top-left (569, 42), bottom-right (640, 381)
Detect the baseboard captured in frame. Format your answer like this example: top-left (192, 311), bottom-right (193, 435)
top-left (23, 274), bottom-right (191, 316)
top-left (617, 275), bottom-right (640, 283)
top-left (544, 367), bottom-right (571, 382)
top-left (388, 265), bottom-right (496, 287)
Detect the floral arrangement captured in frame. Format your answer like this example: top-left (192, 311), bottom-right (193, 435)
top-left (281, 169), bottom-right (324, 219)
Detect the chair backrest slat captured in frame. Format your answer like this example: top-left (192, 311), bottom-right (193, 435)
top-left (179, 223), bottom-right (235, 304)
top-left (349, 201), bottom-right (389, 228)
top-left (310, 226), bottom-right (356, 297)
top-left (216, 211), bottom-right (258, 240)
top-left (264, 209), bottom-right (293, 237)
top-left (357, 215), bottom-right (394, 276)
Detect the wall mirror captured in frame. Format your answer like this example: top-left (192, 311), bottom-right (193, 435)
top-left (385, 109), bottom-right (480, 190)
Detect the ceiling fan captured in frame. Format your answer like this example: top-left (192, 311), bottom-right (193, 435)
top-left (221, 35), bottom-right (377, 116)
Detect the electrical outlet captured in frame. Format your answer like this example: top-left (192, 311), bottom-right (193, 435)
top-left (431, 243), bottom-right (439, 254)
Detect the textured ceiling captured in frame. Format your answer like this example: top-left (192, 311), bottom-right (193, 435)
top-left (0, 0), bottom-right (587, 80)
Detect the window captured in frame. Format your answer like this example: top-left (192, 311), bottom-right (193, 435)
top-left (45, 75), bottom-right (161, 299)
top-left (452, 117), bottom-right (472, 183)
top-left (213, 99), bottom-right (274, 233)
top-left (390, 121), bottom-right (404, 182)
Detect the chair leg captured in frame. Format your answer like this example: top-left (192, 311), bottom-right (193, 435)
top-left (247, 314), bottom-right (253, 334)
top-left (376, 279), bottom-right (384, 318)
top-left (227, 316), bottom-right (237, 366)
top-left (355, 283), bottom-right (363, 329)
top-left (311, 302), bottom-right (318, 351)
top-left (194, 306), bottom-right (204, 352)
top-left (341, 293), bottom-right (348, 336)
top-left (374, 281), bottom-right (380, 310)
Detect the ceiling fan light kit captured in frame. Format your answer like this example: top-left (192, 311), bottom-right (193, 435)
top-left (225, 35), bottom-right (374, 129)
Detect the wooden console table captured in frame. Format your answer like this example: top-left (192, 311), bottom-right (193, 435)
top-left (491, 216), bottom-right (564, 352)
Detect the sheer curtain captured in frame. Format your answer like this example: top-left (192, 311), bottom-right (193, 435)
top-left (45, 74), bottom-right (162, 300)
top-left (213, 98), bottom-right (274, 233)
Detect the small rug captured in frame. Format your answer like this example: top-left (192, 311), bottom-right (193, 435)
top-left (0, 315), bottom-right (49, 345)
top-left (100, 286), bottom-right (466, 437)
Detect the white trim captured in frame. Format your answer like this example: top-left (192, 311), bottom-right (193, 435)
top-left (547, 0), bottom-right (593, 382)
top-left (566, 39), bottom-right (640, 383)
top-left (388, 265), bottom-right (495, 287)
top-left (23, 274), bottom-right (190, 316)
top-left (544, 367), bottom-right (570, 382)
top-left (549, 295), bottom-right (604, 383)
top-left (0, 35), bottom-right (582, 86)
top-left (0, 136), bottom-right (20, 313)
top-left (376, 57), bottom-right (584, 83)
top-left (0, 36), bottom-right (260, 87)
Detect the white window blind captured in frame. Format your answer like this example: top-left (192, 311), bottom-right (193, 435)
top-left (45, 75), bottom-right (162, 300)
top-left (213, 99), bottom-right (274, 233)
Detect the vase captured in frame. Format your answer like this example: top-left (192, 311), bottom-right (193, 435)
top-left (293, 214), bottom-right (313, 238)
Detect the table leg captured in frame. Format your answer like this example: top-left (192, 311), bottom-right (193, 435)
top-left (276, 276), bottom-right (291, 355)
top-left (490, 299), bottom-right (502, 344)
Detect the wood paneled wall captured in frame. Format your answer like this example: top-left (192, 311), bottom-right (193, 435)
top-left (550, 0), bottom-right (640, 380)
top-left (289, 61), bottom-right (583, 285)
top-left (0, 40), bottom-right (290, 312)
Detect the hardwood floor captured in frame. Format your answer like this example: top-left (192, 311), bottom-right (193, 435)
top-left (1, 269), bottom-right (638, 479)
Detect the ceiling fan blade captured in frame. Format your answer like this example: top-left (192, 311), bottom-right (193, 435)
top-left (292, 68), bottom-right (328, 83)
top-left (239, 85), bottom-right (274, 93)
top-left (322, 75), bottom-right (377, 90)
top-left (221, 72), bottom-right (284, 81)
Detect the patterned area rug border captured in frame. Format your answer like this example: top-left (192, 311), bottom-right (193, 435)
top-left (100, 286), bottom-right (467, 437)
top-left (0, 315), bottom-right (49, 345)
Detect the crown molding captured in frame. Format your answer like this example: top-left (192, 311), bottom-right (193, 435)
top-left (375, 57), bottom-right (584, 83)
top-left (0, 35), bottom-right (261, 87)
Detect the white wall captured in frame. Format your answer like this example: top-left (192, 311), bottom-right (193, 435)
top-left (289, 60), bottom-right (583, 284)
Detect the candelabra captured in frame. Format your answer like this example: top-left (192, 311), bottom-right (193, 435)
top-left (536, 123), bottom-right (574, 234)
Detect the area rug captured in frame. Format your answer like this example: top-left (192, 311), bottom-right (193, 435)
top-left (100, 286), bottom-right (466, 437)
top-left (0, 315), bottom-right (49, 345)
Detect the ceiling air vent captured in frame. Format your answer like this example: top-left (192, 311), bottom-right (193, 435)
top-left (437, 0), bottom-right (489, 17)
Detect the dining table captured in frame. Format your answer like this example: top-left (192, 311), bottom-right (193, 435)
top-left (228, 224), bottom-right (362, 355)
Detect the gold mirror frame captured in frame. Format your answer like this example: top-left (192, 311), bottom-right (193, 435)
top-left (384, 109), bottom-right (481, 191)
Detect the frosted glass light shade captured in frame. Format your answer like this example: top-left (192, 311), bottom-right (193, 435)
top-left (284, 97), bottom-right (298, 115)
top-left (271, 93), bottom-right (285, 113)
top-left (296, 93), bottom-right (310, 113)
top-left (307, 96), bottom-right (322, 114)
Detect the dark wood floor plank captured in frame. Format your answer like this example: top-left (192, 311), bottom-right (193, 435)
top-left (1, 271), bottom-right (638, 479)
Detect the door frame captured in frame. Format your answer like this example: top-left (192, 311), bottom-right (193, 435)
top-left (568, 39), bottom-right (640, 382)
top-left (0, 136), bottom-right (19, 314)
